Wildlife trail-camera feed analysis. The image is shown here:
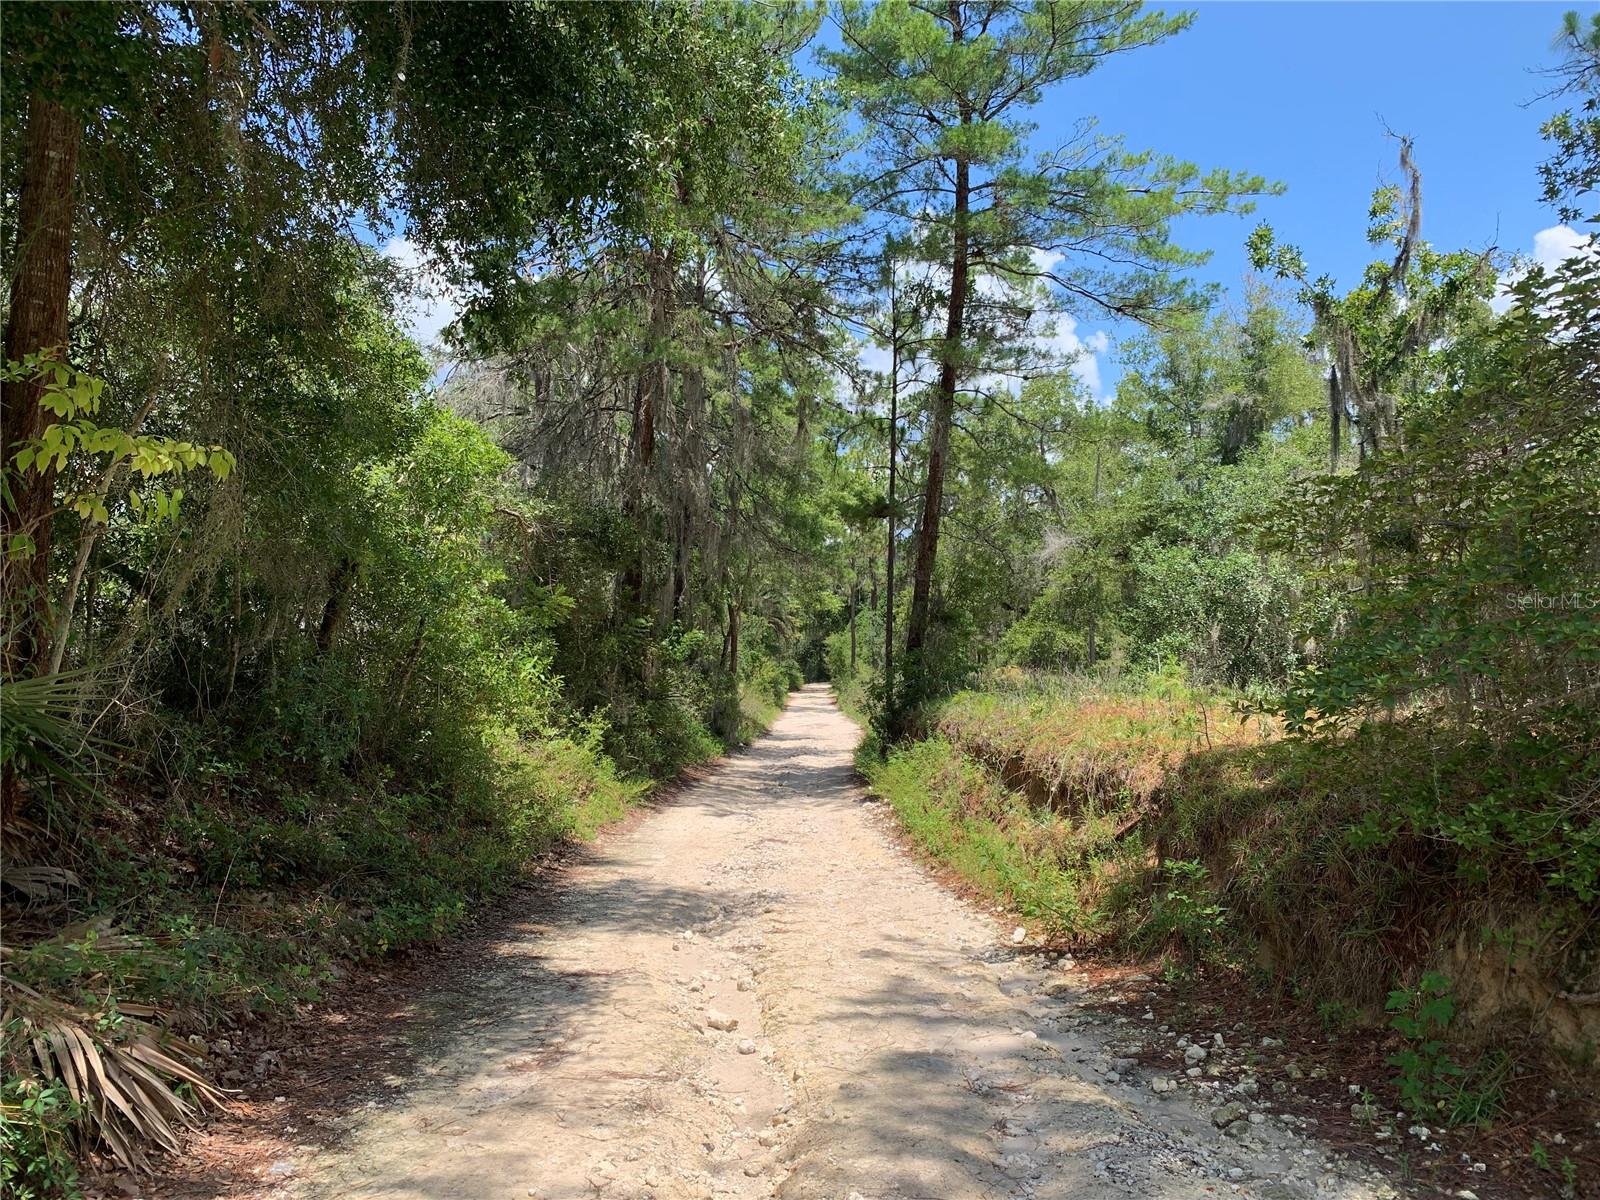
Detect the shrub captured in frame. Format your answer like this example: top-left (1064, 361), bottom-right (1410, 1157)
top-left (1, 1077), bottom-right (81, 1200)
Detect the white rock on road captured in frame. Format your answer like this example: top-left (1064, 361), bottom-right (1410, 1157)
top-left (218, 685), bottom-right (1395, 1200)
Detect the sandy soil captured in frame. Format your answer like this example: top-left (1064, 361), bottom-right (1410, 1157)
top-left (244, 685), bottom-right (1395, 1200)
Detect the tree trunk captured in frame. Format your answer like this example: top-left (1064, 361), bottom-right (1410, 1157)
top-left (903, 103), bottom-right (970, 678)
top-left (1327, 364), bottom-right (1341, 472)
top-left (623, 248), bottom-right (673, 612)
top-left (1, 95), bottom-right (82, 829)
top-left (46, 390), bottom-right (162, 674)
top-left (2, 95), bottom-right (83, 679)
top-left (883, 267), bottom-right (902, 741)
top-left (848, 574), bottom-right (858, 676)
top-left (1086, 444), bottom-right (1102, 668)
top-left (391, 613), bottom-right (428, 710)
top-left (314, 559), bottom-right (356, 658)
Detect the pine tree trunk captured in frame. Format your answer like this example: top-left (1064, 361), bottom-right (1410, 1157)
top-left (903, 133), bottom-right (969, 677)
top-left (1086, 445), bottom-right (1102, 668)
top-left (848, 575), bottom-right (858, 675)
top-left (623, 248), bottom-right (673, 613)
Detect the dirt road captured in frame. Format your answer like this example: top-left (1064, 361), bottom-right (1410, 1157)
top-left (267, 685), bottom-right (1389, 1200)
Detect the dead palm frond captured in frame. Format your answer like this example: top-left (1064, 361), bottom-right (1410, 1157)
top-left (0, 864), bottom-right (82, 903)
top-left (1, 925), bottom-right (227, 1171)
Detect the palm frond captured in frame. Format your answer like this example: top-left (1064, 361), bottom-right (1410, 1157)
top-left (0, 668), bottom-right (119, 795)
top-left (0, 926), bottom-right (228, 1172)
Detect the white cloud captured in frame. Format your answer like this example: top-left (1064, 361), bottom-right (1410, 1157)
top-left (381, 235), bottom-right (462, 349)
top-left (1039, 314), bottom-right (1109, 399)
top-left (1533, 224), bottom-right (1592, 271)
top-left (1492, 224), bottom-right (1598, 313)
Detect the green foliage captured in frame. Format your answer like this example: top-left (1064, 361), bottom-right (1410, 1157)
top-left (1540, 11), bottom-right (1600, 223)
top-left (5, 0), bottom-right (1596, 1176)
top-left (1, 356), bottom-right (233, 555)
top-left (992, 296), bottom-right (1323, 691)
top-left (0, 1077), bottom-right (81, 1200)
top-left (1136, 859), bottom-right (1229, 966)
top-left (1384, 973), bottom-right (1505, 1127)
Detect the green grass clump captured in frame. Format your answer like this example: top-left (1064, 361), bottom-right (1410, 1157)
top-left (859, 737), bottom-right (1110, 937)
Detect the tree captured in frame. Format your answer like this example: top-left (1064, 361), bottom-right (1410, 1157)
top-left (825, 0), bottom-right (1268, 717)
top-left (1539, 9), bottom-right (1600, 224)
top-left (1247, 142), bottom-right (1497, 468)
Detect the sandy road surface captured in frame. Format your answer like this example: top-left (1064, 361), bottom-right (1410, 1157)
top-left (270, 685), bottom-right (1388, 1200)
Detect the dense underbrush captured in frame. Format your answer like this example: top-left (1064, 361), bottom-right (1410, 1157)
top-left (856, 672), bottom-right (1600, 1066)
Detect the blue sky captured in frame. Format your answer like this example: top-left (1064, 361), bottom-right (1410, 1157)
top-left (818, 0), bottom-right (1595, 401)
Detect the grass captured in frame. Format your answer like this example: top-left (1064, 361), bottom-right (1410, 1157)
top-left (854, 669), bottom-right (1600, 1055)
top-left (860, 736), bottom-right (1106, 937)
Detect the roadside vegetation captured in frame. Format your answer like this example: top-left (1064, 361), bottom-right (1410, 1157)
top-left (831, 10), bottom-right (1600, 1181)
top-left (2, 1), bottom-right (1596, 1192)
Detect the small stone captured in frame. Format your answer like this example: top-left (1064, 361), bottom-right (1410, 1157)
top-left (737, 1038), bottom-right (758, 1055)
top-left (1186, 1066), bottom-right (1202, 1078)
top-left (1184, 1044), bottom-right (1208, 1065)
top-left (1350, 1102), bottom-right (1379, 1121)
top-left (705, 1010), bottom-right (739, 1032)
top-left (1211, 1102), bottom-right (1248, 1129)
top-left (757, 1131), bottom-right (778, 1147)
top-left (1011, 926), bottom-right (1028, 944)
top-left (1151, 1077), bottom-right (1177, 1094)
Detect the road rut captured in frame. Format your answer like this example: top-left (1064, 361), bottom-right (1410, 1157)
top-left (275, 684), bottom-right (1387, 1200)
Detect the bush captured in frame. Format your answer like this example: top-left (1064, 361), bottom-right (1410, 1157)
top-left (1, 1077), bottom-right (81, 1200)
